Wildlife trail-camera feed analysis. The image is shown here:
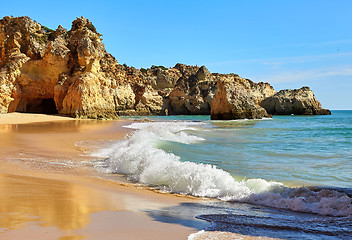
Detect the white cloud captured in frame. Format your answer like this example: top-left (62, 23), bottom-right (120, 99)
top-left (206, 52), bottom-right (352, 67)
top-left (272, 39), bottom-right (352, 49)
top-left (261, 52), bottom-right (352, 66)
top-left (254, 65), bottom-right (352, 84)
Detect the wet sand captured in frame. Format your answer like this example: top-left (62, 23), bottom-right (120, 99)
top-left (0, 113), bottom-right (281, 240)
top-left (0, 114), bottom-right (200, 240)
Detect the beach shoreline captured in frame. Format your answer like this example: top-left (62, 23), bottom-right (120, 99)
top-left (0, 113), bottom-right (203, 240)
top-left (0, 113), bottom-right (285, 240)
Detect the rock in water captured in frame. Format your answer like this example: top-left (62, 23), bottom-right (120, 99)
top-left (261, 87), bottom-right (331, 115)
top-left (210, 76), bottom-right (276, 120)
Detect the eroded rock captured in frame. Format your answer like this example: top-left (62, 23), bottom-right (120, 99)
top-left (61, 72), bottom-right (118, 119)
top-left (211, 77), bottom-right (274, 120)
top-left (168, 65), bottom-right (217, 115)
top-left (0, 16), bottom-right (331, 120)
top-left (261, 87), bottom-right (331, 115)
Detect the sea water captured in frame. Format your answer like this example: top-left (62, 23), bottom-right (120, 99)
top-left (93, 110), bottom-right (352, 239)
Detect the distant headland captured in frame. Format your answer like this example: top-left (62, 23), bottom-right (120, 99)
top-left (0, 16), bottom-right (331, 120)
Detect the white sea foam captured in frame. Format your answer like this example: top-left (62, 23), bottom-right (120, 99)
top-left (188, 230), bottom-right (259, 240)
top-left (94, 121), bottom-right (352, 217)
top-left (124, 121), bottom-right (205, 144)
top-left (244, 186), bottom-right (352, 217)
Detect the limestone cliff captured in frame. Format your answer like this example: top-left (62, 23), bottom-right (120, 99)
top-left (167, 65), bottom-right (217, 115)
top-left (260, 87), bottom-right (331, 115)
top-left (0, 16), bottom-right (331, 120)
top-left (0, 16), bottom-right (124, 118)
top-left (210, 76), bottom-right (275, 120)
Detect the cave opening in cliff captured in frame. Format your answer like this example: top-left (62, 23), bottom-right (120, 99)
top-left (25, 98), bottom-right (59, 115)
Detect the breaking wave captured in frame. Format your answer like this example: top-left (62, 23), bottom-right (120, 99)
top-left (93, 121), bottom-right (352, 217)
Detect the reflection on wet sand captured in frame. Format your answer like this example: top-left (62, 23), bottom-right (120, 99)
top-left (0, 172), bottom-right (196, 240)
top-left (0, 173), bottom-right (111, 231)
top-left (0, 124), bottom-right (14, 133)
top-left (0, 118), bottom-right (198, 240)
top-left (0, 120), bottom-right (131, 160)
top-left (0, 120), bottom-right (129, 235)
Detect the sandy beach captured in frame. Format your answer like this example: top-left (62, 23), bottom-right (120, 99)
top-left (0, 113), bottom-right (282, 240)
top-left (0, 4), bottom-right (349, 238)
top-left (0, 113), bottom-right (202, 240)
top-left (0, 113), bottom-right (75, 125)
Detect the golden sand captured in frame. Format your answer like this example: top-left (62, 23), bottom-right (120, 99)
top-left (0, 112), bottom-right (74, 125)
top-left (0, 114), bottom-right (198, 240)
top-left (0, 113), bottom-right (280, 240)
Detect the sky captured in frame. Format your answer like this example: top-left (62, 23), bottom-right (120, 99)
top-left (1, 0), bottom-right (351, 109)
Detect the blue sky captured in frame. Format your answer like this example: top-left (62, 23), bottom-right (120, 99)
top-left (2, 0), bottom-right (351, 109)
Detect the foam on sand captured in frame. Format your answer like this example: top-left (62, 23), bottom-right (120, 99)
top-left (94, 121), bottom-right (352, 217)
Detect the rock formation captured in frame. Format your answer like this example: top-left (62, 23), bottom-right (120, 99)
top-left (0, 16), bottom-right (331, 120)
top-left (167, 65), bottom-right (217, 115)
top-left (260, 87), bottom-right (331, 115)
top-left (210, 76), bottom-right (276, 120)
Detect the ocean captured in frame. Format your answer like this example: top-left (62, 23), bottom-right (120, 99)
top-left (92, 110), bottom-right (352, 239)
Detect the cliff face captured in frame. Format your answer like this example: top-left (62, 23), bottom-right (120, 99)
top-left (0, 16), bottom-right (128, 118)
top-left (167, 65), bottom-right (217, 115)
top-left (210, 76), bottom-right (275, 120)
top-left (0, 16), bottom-right (331, 119)
top-left (260, 87), bottom-right (331, 115)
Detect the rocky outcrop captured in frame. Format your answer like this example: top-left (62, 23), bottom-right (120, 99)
top-left (261, 87), bottom-right (331, 115)
top-left (0, 16), bottom-right (331, 120)
top-left (135, 86), bottom-right (164, 115)
top-left (0, 16), bottom-right (126, 118)
top-left (116, 64), bottom-right (218, 116)
top-left (210, 76), bottom-right (275, 120)
top-left (60, 72), bottom-right (118, 119)
top-left (168, 65), bottom-right (217, 115)
top-left (0, 52), bottom-right (29, 113)
top-left (0, 16), bottom-right (41, 113)
top-left (144, 67), bottom-right (182, 90)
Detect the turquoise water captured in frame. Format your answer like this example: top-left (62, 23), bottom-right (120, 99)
top-left (122, 110), bottom-right (352, 188)
top-left (97, 111), bottom-right (352, 214)
top-left (98, 111), bottom-right (352, 238)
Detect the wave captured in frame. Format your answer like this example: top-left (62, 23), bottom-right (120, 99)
top-left (124, 121), bottom-right (205, 144)
top-left (93, 121), bottom-right (352, 217)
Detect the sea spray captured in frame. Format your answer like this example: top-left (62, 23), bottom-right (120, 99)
top-left (93, 120), bottom-right (352, 217)
top-left (94, 121), bottom-right (255, 198)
